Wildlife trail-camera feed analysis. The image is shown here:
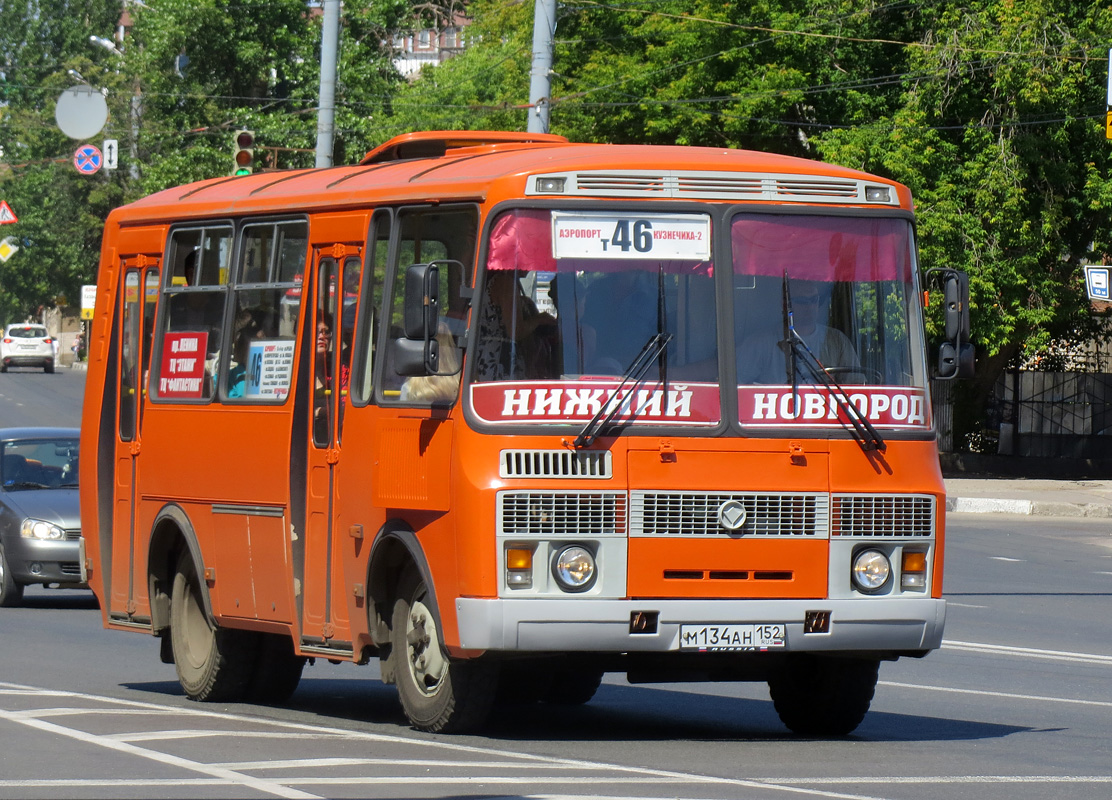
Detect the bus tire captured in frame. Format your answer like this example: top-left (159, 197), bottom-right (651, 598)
top-left (0, 544), bottom-right (25, 607)
top-left (391, 569), bottom-right (497, 733)
top-left (543, 667), bottom-right (604, 706)
top-left (169, 552), bottom-right (256, 702)
top-left (247, 633), bottom-right (306, 704)
top-left (768, 655), bottom-right (879, 736)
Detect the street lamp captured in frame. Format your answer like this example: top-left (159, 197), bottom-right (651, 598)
top-left (89, 35), bottom-right (122, 55)
top-left (89, 34), bottom-right (139, 180)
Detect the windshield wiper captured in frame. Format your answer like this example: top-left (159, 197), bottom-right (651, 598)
top-left (6, 481), bottom-right (50, 490)
top-left (780, 277), bottom-right (885, 453)
top-left (573, 332), bottom-right (673, 448)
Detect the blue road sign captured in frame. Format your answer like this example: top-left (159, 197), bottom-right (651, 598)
top-left (74, 144), bottom-right (103, 175)
top-left (1085, 265), bottom-right (1110, 300)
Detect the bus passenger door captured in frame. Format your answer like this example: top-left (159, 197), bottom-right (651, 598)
top-left (299, 247), bottom-right (362, 651)
top-left (109, 262), bottom-right (160, 621)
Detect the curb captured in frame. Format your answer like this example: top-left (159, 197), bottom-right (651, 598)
top-left (947, 497), bottom-right (1112, 518)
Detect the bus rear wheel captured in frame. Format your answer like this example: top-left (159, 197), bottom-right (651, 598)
top-left (391, 569), bottom-right (497, 733)
top-left (768, 655), bottom-right (879, 736)
top-left (170, 552), bottom-right (256, 702)
top-left (247, 633), bottom-right (306, 704)
top-left (543, 667), bottom-right (604, 706)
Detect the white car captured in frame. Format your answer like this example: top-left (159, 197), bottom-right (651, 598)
top-left (1, 324), bottom-right (55, 373)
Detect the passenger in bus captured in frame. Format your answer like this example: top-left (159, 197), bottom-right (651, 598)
top-left (473, 271), bottom-right (556, 380)
top-left (400, 325), bottom-right (461, 403)
top-left (580, 270), bottom-right (658, 371)
top-left (739, 280), bottom-right (859, 384)
top-left (314, 315), bottom-right (349, 439)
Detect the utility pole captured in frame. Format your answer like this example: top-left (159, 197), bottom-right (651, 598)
top-left (315, 0), bottom-right (341, 168)
top-left (527, 0), bottom-right (556, 134)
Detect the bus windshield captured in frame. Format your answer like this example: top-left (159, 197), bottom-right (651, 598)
top-left (732, 213), bottom-right (930, 430)
top-left (467, 207), bottom-right (929, 434)
top-left (468, 208), bottom-right (721, 428)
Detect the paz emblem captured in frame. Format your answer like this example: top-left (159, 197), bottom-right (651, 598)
top-left (717, 499), bottom-right (747, 532)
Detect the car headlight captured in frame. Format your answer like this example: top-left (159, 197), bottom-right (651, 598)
top-left (851, 548), bottom-right (891, 593)
top-left (21, 519), bottom-right (65, 540)
top-left (551, 544), bottom-right (597, 592)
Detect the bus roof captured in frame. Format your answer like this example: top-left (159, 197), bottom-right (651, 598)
top-left (111, 131), bottom-right (912, 225)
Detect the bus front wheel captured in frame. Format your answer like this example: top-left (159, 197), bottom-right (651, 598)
top-left (391, 569), bottom-right (497, 733)
top-left (768, 655), bottom-right (878, 736)
top-left (169, 552), bottom-right (256, 702)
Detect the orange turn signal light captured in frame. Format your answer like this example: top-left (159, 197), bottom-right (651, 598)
top-left (506, 547), bottom-right (533, 571)
top-left (902, 551), bottom-right (927, 572)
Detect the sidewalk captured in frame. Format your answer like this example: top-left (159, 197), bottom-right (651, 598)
top-left (945, 477), bottom-right (1112, 518)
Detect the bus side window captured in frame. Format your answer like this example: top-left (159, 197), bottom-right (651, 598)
top-left (380, 205), bottom-right (476, 405)
top-left (222, 220), bottom-right (307, 403)
top-left (351, 210), bottom-right (390, 406)
top-left (156, 225), bottom-right (233, 402)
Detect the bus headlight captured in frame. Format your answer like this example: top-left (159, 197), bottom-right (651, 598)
top-left (552, 545), bottom-right (596, 592)
top-left (851, 549), bottom-right (891, 593)
top-left (21, 519), bottom-right (65, 540)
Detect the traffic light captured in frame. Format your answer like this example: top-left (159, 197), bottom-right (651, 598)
top-left (232, 130), bottom-right (254, 175)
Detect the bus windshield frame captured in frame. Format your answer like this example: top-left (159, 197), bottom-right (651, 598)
top-left (464, 204), bottom-right (931, 438)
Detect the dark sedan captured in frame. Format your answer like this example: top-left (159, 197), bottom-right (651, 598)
top-left (0, 427), bottom-right (81, 606)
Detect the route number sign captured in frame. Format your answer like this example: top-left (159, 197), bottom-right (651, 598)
top-left (551, 212), bottom-right (711, 260)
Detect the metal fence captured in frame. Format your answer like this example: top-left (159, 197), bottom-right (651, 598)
top-left (984, 371), bottom-right (1112, 459)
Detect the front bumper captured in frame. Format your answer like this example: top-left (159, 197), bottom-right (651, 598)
top-left (456, 596), bottom-right (945, 654)
top-left (6, 537), bottom-right (83, 584)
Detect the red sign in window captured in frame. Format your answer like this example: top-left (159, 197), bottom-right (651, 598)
top-left (158, 332), bottom-right (209, 399)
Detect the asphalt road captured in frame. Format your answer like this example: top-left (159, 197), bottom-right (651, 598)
top-left (0, 364), bottom-right (86, 428)
top-left (2, 368), bottom-right (1112, 799)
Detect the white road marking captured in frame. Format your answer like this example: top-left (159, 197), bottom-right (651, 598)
top-left (987, 556), bottom-right (1024, 562)
top-left (109, 729), bottom-right (354, 742)
top-left (943, 639), bottom-right (1112, 665)
top-left (944, 602), bottom-right (988, 608)
top-left (5, 680), bottom-right (1112, 799)
top-left (882, 680), bottom-right (1112, 709)
top-left (0, 708), bottom-right (321, 800)
top-left (764, 776), bottom-right (1112, 785)
top-left (0, 681), bottom-right (889, 800)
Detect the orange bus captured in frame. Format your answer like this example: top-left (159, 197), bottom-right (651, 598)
top-left (81, 130), bottom-right (969, 736)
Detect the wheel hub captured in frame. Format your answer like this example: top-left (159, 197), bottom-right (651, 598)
top-left (406, 600), bottom-right (447, 696)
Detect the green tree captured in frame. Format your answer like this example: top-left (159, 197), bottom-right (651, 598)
top-left (0, 0), bottom-right (126, 322)
top-left (815, 1), bottom-right (1112, 447)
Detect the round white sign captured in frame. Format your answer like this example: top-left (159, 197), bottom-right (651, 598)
top-left (55, 85), bottom-right (109, 140)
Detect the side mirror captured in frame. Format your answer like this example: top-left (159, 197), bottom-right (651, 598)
top-left (943, 272), bottom-right (970, 342)
top-left (393, 336), bottom-right (440, 377)
top-left (937, 341), bottom-right (975, 380)
top-left (927, 268), bottom-right (973, 381)
top-left (399, 263), bottom-right (441, 374)
top-left (403, 263), bottom-right (440, 340)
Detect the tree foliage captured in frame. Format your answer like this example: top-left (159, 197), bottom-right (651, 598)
top-left (3, 0), bottom-right (1112, 448)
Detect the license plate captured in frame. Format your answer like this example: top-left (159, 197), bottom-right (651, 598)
top-left (679, 623), bottom-right (786, 651)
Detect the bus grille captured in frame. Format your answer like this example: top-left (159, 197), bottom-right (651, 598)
top-left (499, 492), bottom-right (627, 537)
top-left (499, 449), bottom-right (612, 479)
top-left (831, 494), bottom-right (935, 537)
top-left (630, 492), bottom-right (829, 538)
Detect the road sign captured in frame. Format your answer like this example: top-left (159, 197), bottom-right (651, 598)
top-left (0, 237), bottom-right (18, 263)
top-left (81, 284), bottom-right (97, 320)
top-left (1085, 265), bottom-right (1110, 300)
top-left (0, 200), bottom-right (17, 224)
top-left (55, 85), bottom-right (109, 140)
top-left (74, 144), bottom-right (103, 175)
top-left (103, 138), bottom-right (118, 170)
